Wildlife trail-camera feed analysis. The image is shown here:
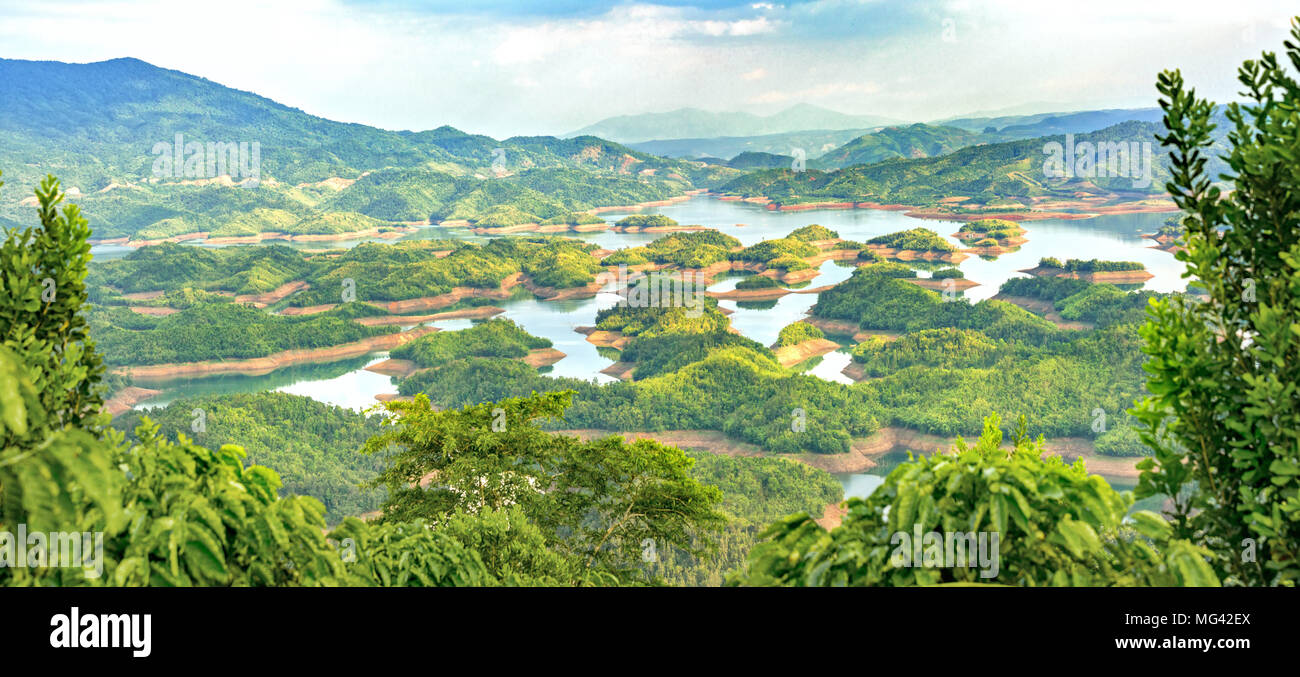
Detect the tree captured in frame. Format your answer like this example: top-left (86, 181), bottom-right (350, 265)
top-left (1, 174), bottom-right (124, 583)
top-left (363, 392), bottom-right (724, 583)
top-left (0, 174), bottom-right (106, 441)
top-left (729, 415), bottom-right (1218, 587)
top-left (0, 174), bottom-right (484, 587)
top-left (1133, 18), bottom-right (1300, 586)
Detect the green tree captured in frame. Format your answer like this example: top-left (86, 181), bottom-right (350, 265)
top-left (730, 415), bottom-right (1218, 587)
top-left (1, 175), bottom-right (125, 581)
top-left (1133, 20), bottom-right (1300, 586)
top-left (0, 174), bottom-right (483, 587)
top-left (364, 392), bottom-right (724, 583)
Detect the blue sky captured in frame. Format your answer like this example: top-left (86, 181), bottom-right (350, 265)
top-left (1, 1), bottom-right (1295, 138)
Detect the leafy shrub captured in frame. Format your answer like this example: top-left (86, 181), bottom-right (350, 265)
top-left (730, 415), bottom-right (1219, 587)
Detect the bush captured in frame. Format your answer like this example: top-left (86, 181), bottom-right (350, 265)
top-left (730, 415), bottom-right (1218, 587)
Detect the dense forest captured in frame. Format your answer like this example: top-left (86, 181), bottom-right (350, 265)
top-left (113, 393), bottom-right (391, 521)
top-left (89, 302), bottom-right (396, 366)
top-left (717, 120), bottom-right (1230, 209)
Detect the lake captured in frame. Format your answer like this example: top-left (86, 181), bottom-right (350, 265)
top-left (118, 196), bottom-right (1186, 420)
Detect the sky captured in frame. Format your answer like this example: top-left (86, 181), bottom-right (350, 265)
top-left (0, 0), bottom-right (1296, 138)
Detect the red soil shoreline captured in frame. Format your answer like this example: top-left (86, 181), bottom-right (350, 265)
top-left (114, 326), bottom-right (438, 381)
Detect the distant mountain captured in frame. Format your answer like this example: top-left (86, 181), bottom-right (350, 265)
top-left (719, 120), bottom-right (1230, 209)
top-left (808, 110), bottom-right (1170, 170)
top-left (937, 108), bottom-right (1164, 136)
top-left (931, 102), bottom-right (1074, 122)
top-left (565, 104), bottom-right (904, 144)
top-left (629, 128), bottom-right (873, 161)
top-left (812, 123), bottom-right (980, 170)
top-left (723, 151), bottom-right (795, 170)
top-left (0, 57), bottom-right (739, 239)
top-left (0, 57), bottom-right (461, 189)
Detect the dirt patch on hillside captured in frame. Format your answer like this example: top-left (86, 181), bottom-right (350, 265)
top-left (773, 338), bottom-right (840, 368)
top-left (599, 361), bottom-right (636, 380)
top-left (814, 502), bottom-right (849, 530)
top-left (365, 358), bottom-right (421, 378)
top-left (906, 278), bottom-right (980, 293)
top-left (577, 327), bottom-right (631, 350)
top-left (354, 306), bottom-right (504, 326)
top-left (128, 306), bottom-right (179, 316)
top-left (103, 386), bottom-right (162, 417)
top-left (522, 348), bottom-right (566, 368)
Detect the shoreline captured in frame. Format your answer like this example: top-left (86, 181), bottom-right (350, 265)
top-left (103, 386), bottom-right (163, 417)
top-left (1018, 265), bottom-right (1155, 284)
top-left (280, 271), bottom-right (601, 317)
top-left (113, 326), bottom-right (437, 381)
top-left (773, 338), bottom-right (841, 368)
top-left (706, 192), bottom-right (1179, 224)
top-left (96, 225), bottom-right (419, 248)
top-left (353, 306), bottom-right (505, 326)
top-left (366, 346), bottom-right (566, 379)
top-left (281, 272), bottom-right (527, 316)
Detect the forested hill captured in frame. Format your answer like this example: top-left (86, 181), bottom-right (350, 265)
top-left (811, 123), bottom-right (981, 169)
top-left (0, 58), bottom-right (740, 239)
top-left (0, 57), bottom-right (734, 190)
top-left (720, 119), bottom-right (1231, 208)
top-left (0, 57), bottom-right (458, 188)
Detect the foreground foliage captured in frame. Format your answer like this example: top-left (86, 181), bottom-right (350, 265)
top-left (730, 416), bottom-right (1219, 586)
top-left (1134, 25), bottom-right (1300, 586)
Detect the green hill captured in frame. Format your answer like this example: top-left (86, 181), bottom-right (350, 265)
top-left (719, 121), bottom-right (1227, 209)
top-left (812, 123), bottom-right (981, 169)
top-left (0, 57), bottom-right (740, 239)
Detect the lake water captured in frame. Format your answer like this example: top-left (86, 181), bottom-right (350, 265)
top-left (105, 196), bottom-right (1186, 429)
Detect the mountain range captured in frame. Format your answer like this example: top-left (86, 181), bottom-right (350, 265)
top-left (0, 57), bottom-right (739, 239)
top-left (563, 104), bottom-right (903, 144)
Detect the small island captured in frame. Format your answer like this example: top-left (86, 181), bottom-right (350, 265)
top-left (952, 218), bottom-right (1027, 256)
top-left (861, 227), bottom-right (968, 263)
top-left (1020, 257), bottom-right (1154, 283)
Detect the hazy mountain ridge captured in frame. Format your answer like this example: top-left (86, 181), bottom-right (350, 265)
top-left (565, 103), bottom-right (903, 144)
top-left (938, 108), bottom-right (1164, 135)
top-left (720, 119), bottom-right (1230, 208)
top-left (628, 127), bottom-right (875, 160)
top-left (0, 57), bottom-right (741, 238)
